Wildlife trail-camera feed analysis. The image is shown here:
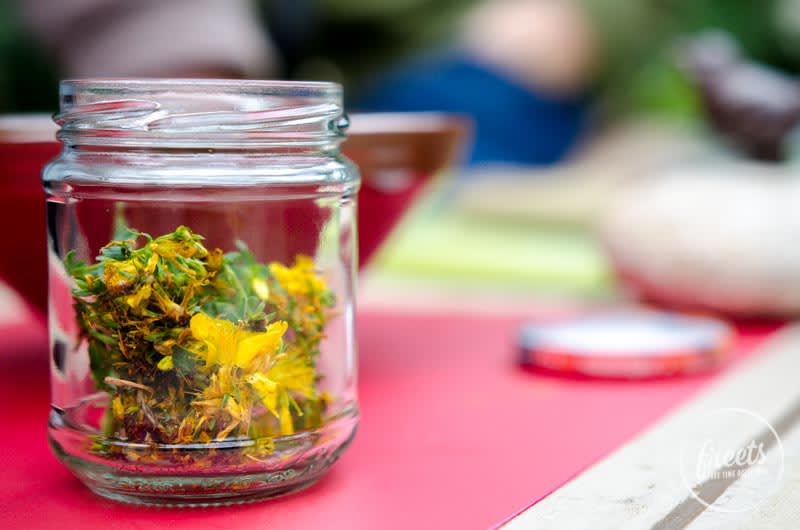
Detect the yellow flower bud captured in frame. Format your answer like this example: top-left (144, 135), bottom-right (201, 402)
top-left (251, 278), bottom-right (270, 301)
top-left (157, 355), bottom-right (174, 371)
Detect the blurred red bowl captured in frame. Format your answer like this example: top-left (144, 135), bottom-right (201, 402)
top-left (344, 112), bottom-right (470, 266)
top-left (0, 112), bottom-right (468, 311)
top-left (0, 116), bottom-right (60, 311)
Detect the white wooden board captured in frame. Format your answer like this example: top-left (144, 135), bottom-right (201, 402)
top-left (504, 324), bottom-right (800, 529)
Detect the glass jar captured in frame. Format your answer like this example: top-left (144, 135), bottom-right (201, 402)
top-left (45, 79), bottom-right (359, 506)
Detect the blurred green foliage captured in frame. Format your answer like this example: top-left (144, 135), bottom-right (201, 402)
top-left (0, 2), bottom-right (59, 113)
top-left (0, 0), bottom-right (799, 119)
top-left (585, 0), bottom-right (800, 119)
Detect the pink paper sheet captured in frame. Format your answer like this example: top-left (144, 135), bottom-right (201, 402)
top-left (0, 309), bottom-right (779, 529)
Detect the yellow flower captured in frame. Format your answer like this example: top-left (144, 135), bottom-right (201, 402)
top-left (189, 313), bottom-right (287, 369)
top-left (193, 365), bottom-right (237, 411)
top-left (153, 288), bottom-right (186, 320)
top-left (251, 278), bottom-right (270, 301)
top-left (269, 351), bottom-right (317, 398)
top-left (148, 226), bottom-right (208, 260)
top-left (126, 283), bottom-right (152, 309)
top-left (103, 260), bottom-right (139, 294)
top-left (111, 397), bottom-right (125, 420)
top-left (269, 254), bottom-right (326, 297)
top-left (191, 364), bottom-right (245, 439)
top-left (157, 355), bottom-right (174, 371)
top-left (207, 248), bottom-right (224, 270)
top-left (246, 349), bottom-right (317, 435)
top-left (144, 253), bottom-right (159, 274)
top-left (246, 373), bottom-right (279, 418)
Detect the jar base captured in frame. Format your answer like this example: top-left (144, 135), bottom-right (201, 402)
top-left (50, 407), bottom-right (358, 507)
top-left (81, 464), bottom-right (328, 507)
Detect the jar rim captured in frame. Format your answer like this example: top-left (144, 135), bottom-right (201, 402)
top-left (60, 78), bottom-right (342, 96)
top-left (56, 78), bottom-right (347, 149)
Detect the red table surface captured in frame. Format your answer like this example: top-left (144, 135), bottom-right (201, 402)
top-left (0, 308), bottom-right (780, 530)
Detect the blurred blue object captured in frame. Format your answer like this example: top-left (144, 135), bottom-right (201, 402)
top-left (353, 52), bottom-right (588, 166)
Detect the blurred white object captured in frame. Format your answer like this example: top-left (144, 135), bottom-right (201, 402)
top-left (601, 162), bottom-right (800, 316)
top-left (454, 121), bottom-right (709, 227)
top-left (518, 310), bottom-right (732, 378)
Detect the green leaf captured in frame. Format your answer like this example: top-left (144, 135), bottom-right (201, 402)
top-left (88, 341), bottom-right (110, 388)
top-left (88, 328), bottom-right (118, 346)
top-left (173, 346), bottom-right (200, 374)
top-left (112, 208), bottom-right (141, 242)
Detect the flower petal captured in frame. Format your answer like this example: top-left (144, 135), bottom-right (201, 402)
top-left (157, 355), bottom-right (174, 371)
top-left (278, 393), bottom-right (295, 435)
top-left (235, 320), bottom-right (288, 367)
top-left (247, 373), bottom-right (279, 417)
top-left (251, 278), bottom-right (270, 301)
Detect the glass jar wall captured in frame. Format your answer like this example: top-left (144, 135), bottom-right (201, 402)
top-left (45, 79), bottom-right (359, 506)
